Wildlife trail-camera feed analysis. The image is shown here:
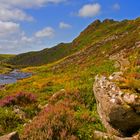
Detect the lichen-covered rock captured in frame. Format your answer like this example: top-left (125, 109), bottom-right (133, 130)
top-left (109, 49), bottom-right (130, 71)
top-left (0, 132), bottom-right (19, 140)
top-left (93, 74), bottom-right (140, 137)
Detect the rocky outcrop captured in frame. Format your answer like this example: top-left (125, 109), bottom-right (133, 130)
top-left (93, 73), bottom-right (140, 137)
top-left (93, 131), bottom-right (140, 140)
top-left (109, 49), bottom-right (130, 71)
top-left (0, 132), bottom-right (19, 140)
top-left (103, 19), bottom-right (115, 23)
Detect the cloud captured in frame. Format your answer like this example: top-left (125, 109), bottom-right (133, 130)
top-left (21, 36), bottom-right (34, 43)
top-left (0, 24), bottom-right (55, 53)
top-left (0, 0), bottom-right (66, 22)
top-left (35, 27), bottom-right (55, 38)
top-left (78, 3), bottom-right (101, 18)
top-left (113, 3), bottom-right (120, 11)
top-left (0, 7), bottom-right (33, 21)
top-left (0, 0), bottom-right (66, 8)
top-left (59, 22), bottom-right (71, 29)
top-left (0, 21), bottom-right (31, 52)
top-left (0, 0), bottom-right (66, 53)
top-left (0, 21), bottom-right (20, 37)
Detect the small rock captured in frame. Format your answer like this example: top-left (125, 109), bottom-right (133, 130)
top-left (0, 132), bottom-right (20, 140)
top-left (123, 93), bottom-right (136, 104)
top-left (110, 98), bottom-right (116, 103)
top-left (109, 72), bottom-right (124, 81)
top-left (13, 106), bottom-right (26, 119)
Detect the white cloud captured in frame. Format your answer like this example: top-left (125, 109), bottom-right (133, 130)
top-left (35, 27), bottom-right (55, 38)
top-left (0, 0), bottom-right (66, 53)
top-left (0, 24), bottom-right (55, 53)
top-left (0, 7), bottom-right (33, 21)
top-left (78, 3), bottom-right (101, 18)
top-left (59, 22), bottom-right (71, 29)
top-left (0, 21), bottom-right (20, 37)
top-left (21, 36), bottom-right (34, 43)
top-left (113, 3), bottom-right (120, 10)
top-left (0, 0), bottom-right (66, 8)
top-left (0, 21), bottom-right (31, 52)
top-left (0, 0), bottom-right (66, 22)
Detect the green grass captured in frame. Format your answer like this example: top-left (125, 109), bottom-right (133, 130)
top-left (7, 43), bottom-right (72, 67)
top-left (0, 54), bottom-right (15, 61)
top-left (0, 107), bottom-right (25, 135)
top-left (0, 54), bottom-right (15, 73)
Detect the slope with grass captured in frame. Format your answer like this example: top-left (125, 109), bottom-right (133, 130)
top-left (8, 43), bottom-right (72, 67)
top-left (0, 54), bottom-right (14, 61)
top-left (0, 18), bottom-right (140, 139)
top-left (0, 54), bottom-right (15, 74)
top-left (8, 18), bottom-right (140, 67)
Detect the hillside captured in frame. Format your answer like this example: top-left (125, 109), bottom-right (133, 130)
top-left (0, 54), bottom-right (14, 62)
top-left (0, 17), bottom-right (140, 139)
top-left (0, 54), bottom-right (15, 74)
top-left (8, 18), bottom-right (139, 67)
top-left (8, 43), bottom-right (72, 67)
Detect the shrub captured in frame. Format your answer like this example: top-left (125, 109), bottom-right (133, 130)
top-left (0, 92), bottom-right (36, 107)
top-left (21, 102), bottom-right (81, 140)
top-left (21, 91), bottom-right (99, 140)
top-left (124, 77), bottom-right (140, 92)
top-left (0, 107), bottom-right (24, 136)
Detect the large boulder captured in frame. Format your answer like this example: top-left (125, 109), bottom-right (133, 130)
top-left (0, 132), bottom-right (19, 140)
top-left (93, 74), bottom-right (140, 137)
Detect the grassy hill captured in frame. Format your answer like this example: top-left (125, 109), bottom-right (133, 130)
top-left (0, 54), bottom-right (14, 61)
top-left (8, 43), bottom-right (72, 67)
top-left (8, 18), bottom-right (139, 67)
top-left (0, 17), bottom-right (140, 139)
top-left (0, 54), bottom-right (15, 73)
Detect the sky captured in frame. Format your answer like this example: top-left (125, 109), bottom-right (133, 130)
top-left (0, 0), bottom-right (140, 54)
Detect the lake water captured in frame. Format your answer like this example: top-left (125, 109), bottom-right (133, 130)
top-left (0, 70), bottom-right (32, 85)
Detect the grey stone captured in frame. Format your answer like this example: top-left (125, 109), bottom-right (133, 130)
top-left (93, 131), bottom-right (140, 140)
top-left (93, 75), bottom-right (140, 137)
top-left (0, 132), bottom-right (20, 140)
